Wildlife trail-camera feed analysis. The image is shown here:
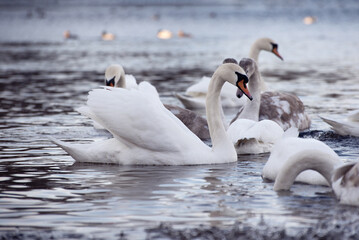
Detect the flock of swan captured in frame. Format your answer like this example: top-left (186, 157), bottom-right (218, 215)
top-left (50, 37), bottom-right (359, 207)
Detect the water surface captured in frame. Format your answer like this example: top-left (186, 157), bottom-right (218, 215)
top-left (1, 1), bottom-right (359, 239)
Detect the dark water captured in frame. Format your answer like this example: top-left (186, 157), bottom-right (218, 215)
top-left (1, 1), bottom-right (359, 239)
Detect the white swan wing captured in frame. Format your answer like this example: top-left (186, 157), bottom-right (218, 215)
top-left (76, 106), bottom-right (105, 129)
top-left (228, 119), bottom-right (284, 154)
top-left (86, 82), bottom-right (204, 152)
top-left (125, 74), bottom-right (138, 89)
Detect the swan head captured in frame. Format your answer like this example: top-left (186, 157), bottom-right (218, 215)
top-left (239, 58), bottom-right (257, 77)
top-left (219, 60), bottom-right (252, 101)
top-left (254, 38), bottom-right (283, 61)
top-left (104, 64), bottom-right (126, 88)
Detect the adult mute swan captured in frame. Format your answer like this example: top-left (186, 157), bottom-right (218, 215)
top-left (227, 58), bottom-right (296, 154)
top-left (321, 110), bottom-right (359, 137)
top-left (175, 37), bottom-right (283, 109)
top-left (50, 61), bottom-right (252, 165)
top-left (262, 137), bottom-right (344, 186)
top-left (79, 64), bottom-right (210, 140)
top-left (273, 140), bottom-right (359, 206)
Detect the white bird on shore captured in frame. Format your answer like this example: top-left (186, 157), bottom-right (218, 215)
top-left (272, 138), bottom-right (359, 206)
top-left (321, 110), bottom-right (359, 137)
top-left (228, 58), bottom-right (297, 154)
top-left (78, 64), bottom-right (210, 140)
top-left (50, 61), bottom-right (252, 165)
top-left (175, 37), bottom-right (283, 109)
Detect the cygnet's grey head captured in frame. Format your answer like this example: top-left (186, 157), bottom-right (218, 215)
top-left (104, 64), bottom-right (125, 88)
top-left (222, 58), bottom-right (238, 64)
top-left (239, 58), bottom-right (257, 78)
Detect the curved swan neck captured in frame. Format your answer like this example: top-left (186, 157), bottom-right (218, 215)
top-left (238, 70), bottom-right (261, 121)
top-left (249, 45), bottom-right (260, 63)
top-left (273, 150), bottom-right (341, 191)
top-left (249, 40), bottom-right (268, 91)
top-left (206, 71), bottom-right (233, 152)
top-left (116, 72), bottom-right (126, 88)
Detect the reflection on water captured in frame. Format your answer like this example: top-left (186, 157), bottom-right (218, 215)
top-left (1, 1), bottom-right (359, 239)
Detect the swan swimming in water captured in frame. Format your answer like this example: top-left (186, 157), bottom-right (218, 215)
top-left (78, 64), bottom-right (210, 140)
top-left (321, 110), bottom-right (359, 137)
top-left (227, 58), bottom-right (297, 154)
top-left (272, 138), bottom-right (359, 206)
top-left (50, 61), bottom-right (252, 165)
top-left (262, 137), bottom-right (344, 186)
top-left (175, 37), bottom-right (283, 109)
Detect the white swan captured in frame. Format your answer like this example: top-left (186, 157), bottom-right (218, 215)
top-left (79, 64), bottom-right (210, 140)
top-left (50, 62), bottom-right (252, 165)
top-left (227, 58), bottom-right (297, 154)
top-left (272, 139), bottom-right (359, 206)
top-left (175, 37), bottom-right (283, 109)
top-left (263, 137), bottom-right (344, 186)
top-left (321, 110), bottom-right (359, 137)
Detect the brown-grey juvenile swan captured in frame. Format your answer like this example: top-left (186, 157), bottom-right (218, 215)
top-left (227, 58), bottom-right (298, 154)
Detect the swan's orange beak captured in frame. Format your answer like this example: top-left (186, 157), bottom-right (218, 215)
top-left (237, 79), bottom-right (253, 101)
top-left (272, 47), bottom-right (283, 61)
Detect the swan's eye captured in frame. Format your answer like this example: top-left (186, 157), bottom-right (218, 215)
top-left (106, 76), bottom-right (115, 87)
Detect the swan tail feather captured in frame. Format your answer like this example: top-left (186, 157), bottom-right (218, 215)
top-left (49, 136), bottom-right (88, 162)
top-left (320, 116), bottom-right (350, 135)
